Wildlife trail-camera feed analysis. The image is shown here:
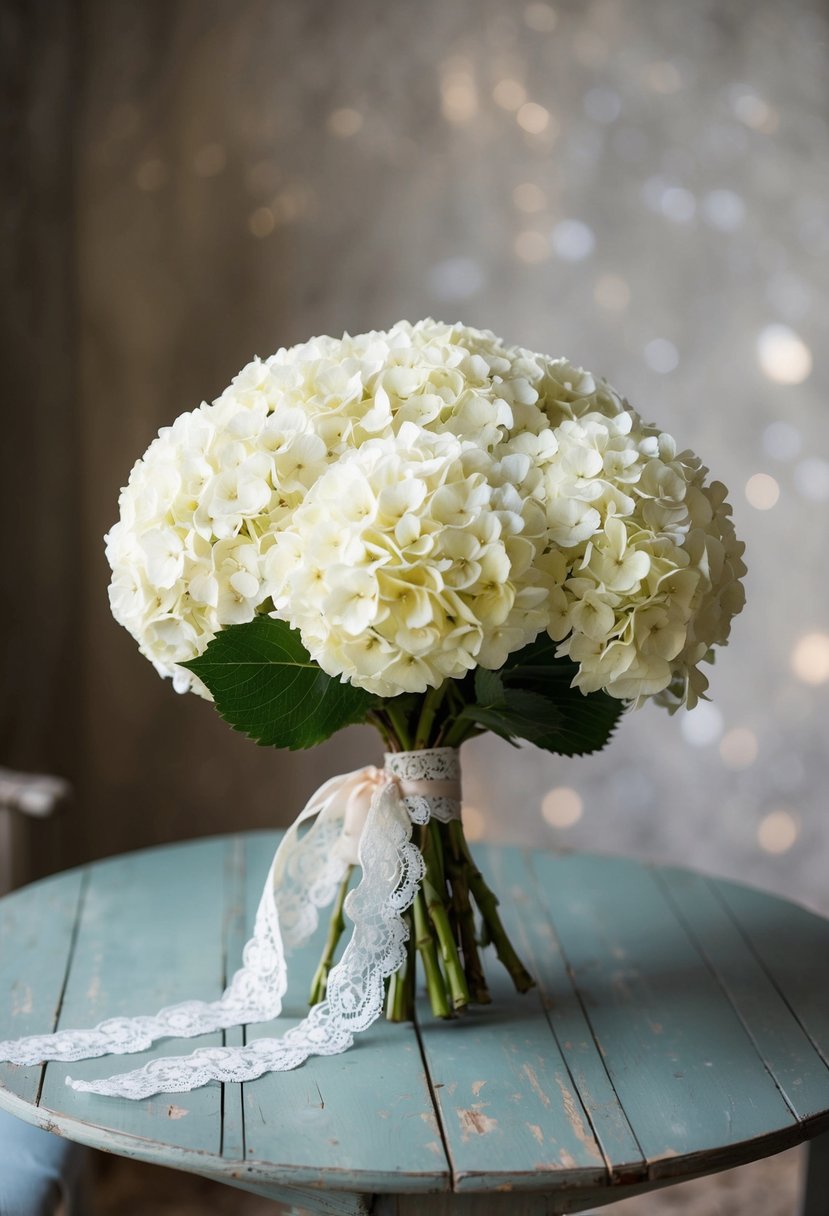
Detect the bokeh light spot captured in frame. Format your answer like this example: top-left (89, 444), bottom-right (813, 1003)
top-left (681, 702), bottom-right (724, 747)
top-left (702, 189), bottom-right (745, 231)
top-left (660, 186), bottom-right (696, 223)
top-left (327, 108), bottom-right (364, 137)
top-left (645, 61), bottom-right (682, 93)
top-left (427, 257), bottom-right (485, 301)
top-left (644, 338), bottom-right (679, 374)
top-left (756, 324), bottom-right (813, 384)
top-left (551, 219), bottom-right (595, 261)
top-left (248, 206), bottom-right (276, 238)
top-left (719, 728), bottom-right (759, 770)
top-left (514, 230), bottom-right (550, 263)
top-left (594, 275), bottom-right (630, 310)
top-left (517, 101), bottom-right (551, 134)
top-left (762, 421), bottom-right (801, 462)
top-left (757, 810), bottom-right (798, 854)
top-left (524, 2), bottom-right (558, 32)
top-left (794, 458), bottom-right (829, 501)
top-left (493, 79), bottom-right (527, 111)
top-left (135, 158), bottom-right (167, 192)
top-left (512, 182), bottom-right (546, 213)
top-left (745, 473), bottom-right (780, 510)
top-left (791, 633), bottom-right (829, 684)
top-left (440, 58), bottom-right (478, 125)
top-left (542, 787), bottom-right (583, 828)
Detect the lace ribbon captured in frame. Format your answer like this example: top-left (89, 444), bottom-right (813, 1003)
top-left (0, 748), bottom-right (461, 1100)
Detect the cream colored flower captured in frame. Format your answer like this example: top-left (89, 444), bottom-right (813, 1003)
top-left (105, 319), bottom-right (745, 709)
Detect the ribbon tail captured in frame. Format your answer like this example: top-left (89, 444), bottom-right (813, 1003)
top-left (66, 777), bottom-right (425, 1098)
top-left (0, 772), bottom-right (362, 1068)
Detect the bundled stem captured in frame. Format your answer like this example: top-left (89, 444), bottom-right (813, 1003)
top-left (308, 866), bottom-right (353, 1007)
top-left (447, 820), bottom-right (534, 994)
top-left (309, 682), bottom-right (535, 1020)
top-left (413, 888), bottom-right (451, 1018)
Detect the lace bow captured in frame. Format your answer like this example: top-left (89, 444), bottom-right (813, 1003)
top-left (0, 748), bottom-right (461, 1099)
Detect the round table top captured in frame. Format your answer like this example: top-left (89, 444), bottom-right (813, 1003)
top-left (2, 834), bottom-right (829, 1215)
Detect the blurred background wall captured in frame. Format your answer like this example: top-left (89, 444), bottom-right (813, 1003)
top-left (4, 0), bottom-right (828, 908)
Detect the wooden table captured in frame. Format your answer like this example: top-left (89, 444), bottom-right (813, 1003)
top-left (2, 834), bottom-right (829, 1216)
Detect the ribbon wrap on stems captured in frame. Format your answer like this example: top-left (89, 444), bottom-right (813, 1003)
top-left (0, 748), bottom-right (461, 1100)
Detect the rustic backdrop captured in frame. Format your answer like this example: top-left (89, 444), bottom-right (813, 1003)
top-left (4, 0), bottom-right (828, 914)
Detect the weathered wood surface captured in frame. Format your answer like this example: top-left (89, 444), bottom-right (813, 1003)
top-left (2, 837), bottom-right (829, 1214)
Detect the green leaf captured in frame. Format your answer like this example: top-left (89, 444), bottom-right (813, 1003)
top-left (461, 687), bottom-right (563, 747)
top-left (488, 632), bottom-right (628, 757)
top-left (473, 667), bottom-right (505, 706)
top-left (183, 616), bottom-right (378, 750)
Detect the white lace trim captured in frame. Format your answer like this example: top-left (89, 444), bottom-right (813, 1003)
top-left (0, 749), bottom-right (461, 1099)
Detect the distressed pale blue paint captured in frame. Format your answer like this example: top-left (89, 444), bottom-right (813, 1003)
top-left (239, 831), bottom-right (449, 1194)
top-left (0, 868), bottom-right (85, 1103)
top-left (528, 852), bottom-right (801, 1180)
top-left (656, 865), bottom-right (829, 1120)
top-left (486, 846), bottom-right (645, 1178)
top-left (416, 843), bottom-right (606, 1193)
top-left (40, 837), bottom-right (230, 1153)
top-left (1, 839), bottom-right (829, 1213)
top-left (715, 877), bottom-right (829, 1065)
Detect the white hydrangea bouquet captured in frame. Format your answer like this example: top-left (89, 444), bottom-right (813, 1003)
top-left (0, 320), bottom-right (746, 1099)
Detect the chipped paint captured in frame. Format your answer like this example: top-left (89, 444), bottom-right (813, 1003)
top-left (554, 1076), bottom-right (603, 1163)
top-left (559, 1147), bottom-right (577, 1168)
top-left (526, 1122), bottom-right (544, 1144)
top-left (521, 1064), bottom-right (551, 1108)
top-left (457, 1107), bottom-right (498, 1139)
top-left (166, 1105), bottom-right (188, 1120)
top-left (471, 1080), bottom-right (486, 1097)
top-left (11, 983), bottom-right (32, 1016)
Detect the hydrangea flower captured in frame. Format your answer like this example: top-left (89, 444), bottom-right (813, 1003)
top-left (106, 319), bottom-right (746, 707)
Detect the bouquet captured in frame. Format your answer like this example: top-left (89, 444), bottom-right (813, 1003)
top-left (105, 318), bottom-right (746, 1027)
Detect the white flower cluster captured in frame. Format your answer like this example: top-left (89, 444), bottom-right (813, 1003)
top-left (106, 319), bottom-right (745, 706)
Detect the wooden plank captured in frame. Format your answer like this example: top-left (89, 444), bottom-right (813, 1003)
top-left (416, 844), bottom-right (606, 1194)
top-left (656, 866), bottom-right (829, 1122)
top-left (0, 1082), bottom-right (372, 1216)
top-left (529, 853), bottom-right (799, 1180)
top-left (0, 867), bottom-right (86, 1102)
top-left (715, 878), bottom-right (829, 1068)
top-left (240, 831), bottom-right (450, 1194)
top-left (487, 846), bottom-right (645, 1181)
top-left (38, 837), bottom-right (232, 1154)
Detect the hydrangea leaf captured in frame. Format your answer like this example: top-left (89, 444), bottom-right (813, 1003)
top-left (455, 633), bottom-right (626, 755)
top-left (497, 633), bottom-right (628, 755)
top-left (183, 617), bottom-right (378, 750)
top-left (462, 685), bottom-right (564, 748)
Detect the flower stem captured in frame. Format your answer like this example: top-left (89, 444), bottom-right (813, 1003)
top-left (413, 888), bottom-right (452, 1018)
top-left (421, 823), bottom-right (469, 1010)
top-left (448, 820), bottom-right (535, 995)
top-left (386, 908), bottom-right (415, 1022)
top-left (386, 701), bottom-right (415, 750)
top-left (308, 865), bottom-right (354, 1006)
top-left (367, 710), bottom-right (396, 751)
top-left (414, 683), bottom-right (448, 749)
top-left (442, 714), bottom-right (476, 750)
top-left (444, 822), bottom-right (491, 1004)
